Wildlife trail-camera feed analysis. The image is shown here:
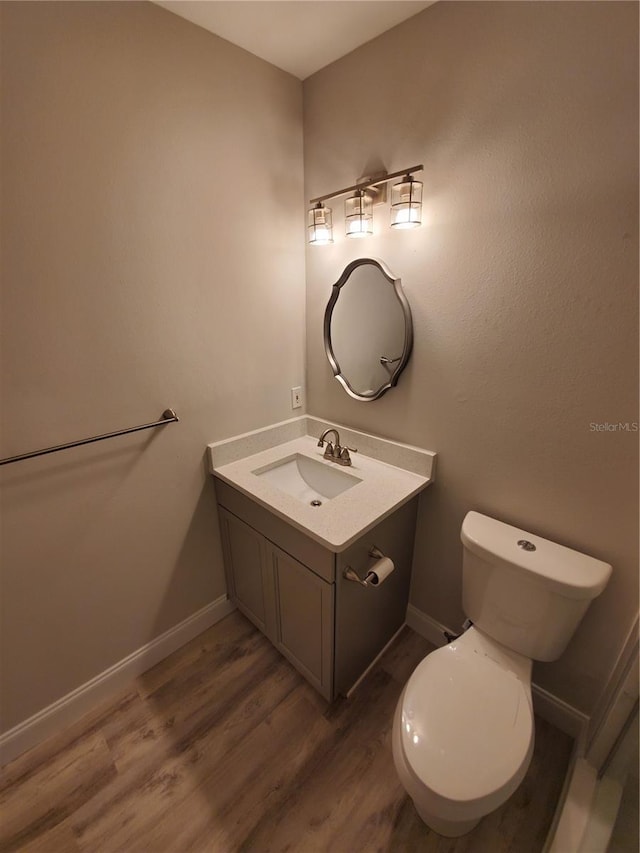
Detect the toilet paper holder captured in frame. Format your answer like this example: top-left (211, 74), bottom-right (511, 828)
top-left (343, 546), bottom-right (388, 587)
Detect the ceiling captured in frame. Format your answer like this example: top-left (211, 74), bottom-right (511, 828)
top-left (153, 1), bottom-right (435, 80)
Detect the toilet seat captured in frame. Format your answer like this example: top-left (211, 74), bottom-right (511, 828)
top-left (397, 637), bottom-right (534, 821)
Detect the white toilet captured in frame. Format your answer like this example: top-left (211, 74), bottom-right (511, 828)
top-left (392, 510), bottom-right (612, 837)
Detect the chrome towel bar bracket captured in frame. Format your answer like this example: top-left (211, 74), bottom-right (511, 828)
top-left (0, 408), bottom-right (179, 466)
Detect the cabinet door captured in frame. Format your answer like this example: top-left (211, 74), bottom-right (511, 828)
top-left (270, 545), bottom-right (334, 701)
top-left (219, 508), bottom-right (276, 640)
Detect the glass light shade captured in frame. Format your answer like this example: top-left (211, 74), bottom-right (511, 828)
top-left (308, 204), bottom-right (333, 245)
top-left (345, 190), bottom-right (373, 238)
top-left (390, 177), bottom-right (423, 229)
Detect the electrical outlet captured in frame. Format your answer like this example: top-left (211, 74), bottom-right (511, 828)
top-left (291, 386), bottom-right (303, 409)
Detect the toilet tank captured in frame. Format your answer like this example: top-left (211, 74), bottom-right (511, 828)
top-left (461, 512), bottom-right (612, 662)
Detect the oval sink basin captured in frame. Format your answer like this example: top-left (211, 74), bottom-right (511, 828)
top-left (252, 453), bottom-right (361, 503)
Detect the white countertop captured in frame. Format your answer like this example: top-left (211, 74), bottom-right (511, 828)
top-left (210, 428), bottom-right (435, 552)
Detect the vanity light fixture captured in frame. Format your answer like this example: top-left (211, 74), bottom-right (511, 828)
top-left (390, 174), bottom-right (423, 229)
top-left (308, 202), bottom-right (334, 245)
top-left (345, 189), bottom-right (373, 238)
top-left (307, 164), bottom-right (423, 245)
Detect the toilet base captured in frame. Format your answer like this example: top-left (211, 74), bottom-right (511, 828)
top-left (413, 801), bottom-right (480, 837)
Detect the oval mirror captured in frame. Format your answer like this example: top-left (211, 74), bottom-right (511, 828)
top-left (324, 258), bottom-right (413, 401)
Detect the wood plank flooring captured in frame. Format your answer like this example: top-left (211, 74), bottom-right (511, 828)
top-left (0, 612), bottom-right (573, 853)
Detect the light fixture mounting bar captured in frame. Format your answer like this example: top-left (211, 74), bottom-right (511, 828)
top-left (309, 164), bottom-right (423, 205)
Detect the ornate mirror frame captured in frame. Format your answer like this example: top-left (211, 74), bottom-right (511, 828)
top-left (323, 258), bottom-right (413, 402)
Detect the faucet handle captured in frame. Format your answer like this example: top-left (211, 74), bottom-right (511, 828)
top-left (323, 441), bottom-right (334, 459)
top-left (339, 447), bottom-right (355, 465)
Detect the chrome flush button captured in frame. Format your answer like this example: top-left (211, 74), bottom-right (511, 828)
top-left (517, 539), bottom-right (536, 551)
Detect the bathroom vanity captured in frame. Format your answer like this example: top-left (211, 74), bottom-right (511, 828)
top-left (208, 416), bottom-right (436, 701)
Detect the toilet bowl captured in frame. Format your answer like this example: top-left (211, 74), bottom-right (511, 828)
top-left (392, 511), bottom-right (612, 837)
top-left (392, 627), bottom-right (534, 837)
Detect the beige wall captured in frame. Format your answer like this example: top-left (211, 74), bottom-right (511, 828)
top-left (304, 1), bottom-right (639, 714)
top-left (0, 2), bottom-right (304, 731)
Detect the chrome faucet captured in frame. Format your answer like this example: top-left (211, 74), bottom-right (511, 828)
top-left (318, 428), bottom-right (340, 449)
top-left (317, 428), bottom-right (357, 467)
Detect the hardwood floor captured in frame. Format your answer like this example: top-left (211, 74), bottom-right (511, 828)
top-left (0, 612), bottom-right (573, 853)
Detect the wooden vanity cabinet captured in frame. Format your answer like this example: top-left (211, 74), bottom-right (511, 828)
top-left (270, 544), bottom-right (334, 699)
top-left (219, 504), bottom-right (334, 699)
top-left (218, 509), bottom-right (278, 642)
top-left (216, 479), bottom-right (417, 703)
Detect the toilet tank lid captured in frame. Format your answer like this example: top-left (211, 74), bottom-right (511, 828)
top-left (461, 512), bottom-right (612, 600)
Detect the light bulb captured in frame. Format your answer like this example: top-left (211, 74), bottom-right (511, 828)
top-left (390, 176), bottom-right (422, 229)
top-left (308, 204), bottom-right (333, 245)
top-left (345, 190), bottom-right (373, 238)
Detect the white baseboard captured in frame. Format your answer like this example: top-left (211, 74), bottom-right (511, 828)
top-left (405, 604), bottom-right (588, 739)
top-left (406, 603), bottom-right (451, 648)
top-left (532, 684), bottom-right (588, 739)
top-left (0, 595), bottom-right (236, 767)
